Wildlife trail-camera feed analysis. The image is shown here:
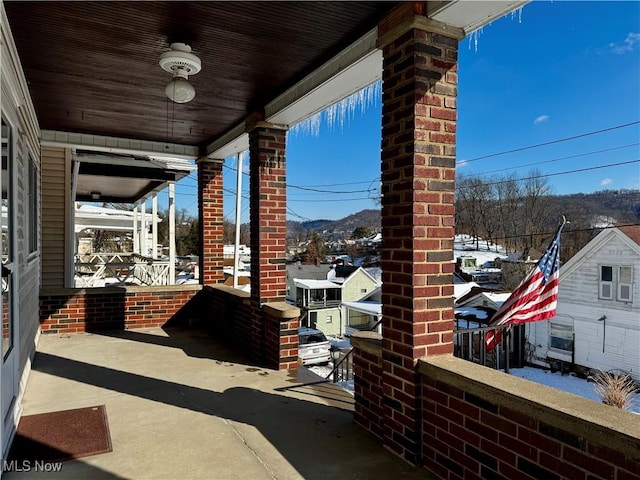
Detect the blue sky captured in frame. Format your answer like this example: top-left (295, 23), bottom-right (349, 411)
top-left (174, 1), bottom-right (640, 222)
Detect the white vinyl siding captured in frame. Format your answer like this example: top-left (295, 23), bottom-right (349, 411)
top-left (40, 147), bottom-right (70, 288)
top-left (26, 154), bottom-right (38, 256)
top-left (525, 229), bottom-right (640, 380)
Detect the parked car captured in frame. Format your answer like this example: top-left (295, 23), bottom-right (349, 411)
top-left (298, 327), bottom-right (332, 366)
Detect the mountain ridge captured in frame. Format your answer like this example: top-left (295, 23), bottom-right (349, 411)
top-left (285, 190), bottom-right (639, 239)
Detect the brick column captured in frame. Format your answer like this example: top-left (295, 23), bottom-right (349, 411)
top-left (198, 158), bottom-right (224, 285)
top-left (248, 121), bottom-right (288, 306)
top-left (377, 4), bottom-right (463, 464)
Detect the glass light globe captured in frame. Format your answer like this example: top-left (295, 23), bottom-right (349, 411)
top-left (165, 77), bottom-right (195, 103)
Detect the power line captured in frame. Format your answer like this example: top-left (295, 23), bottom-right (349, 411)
top-left (286, 206), bottom-right (313, 222)
top-left (289, 197), bottom-right (381, 203)
top-left (485, 223), bottom-right (640, 242)
top-left (457, 120), bottom-right (640, 165)
top-left (474, 159), bottom-right (639, 188)
top-left (288, 185), bottom-right (376, 194)
top-left (467, 143), bottom-right (640, 178)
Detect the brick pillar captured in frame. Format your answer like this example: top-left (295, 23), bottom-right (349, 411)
top-left (198, 158), bottom-right (224, 285)
top-left (377, 4), bottom-right (463, 464)
top-left (248, 121), bottom-right (288, 306)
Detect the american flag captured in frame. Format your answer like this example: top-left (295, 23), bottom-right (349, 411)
top-left (485, 223), bottom-right (565, 351)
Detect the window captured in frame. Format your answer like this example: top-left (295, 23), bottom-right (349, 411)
top-left (360, 288), bottom-right (367, 294)
top-left (27, 155), bottom-right (38, 255)
top-left (599, 265), bottom-right (633, 302)
top-left (325, 315), bottom-right (332, 323)
top-left (463, 258), bottom-right (476, 268)
top-left (550, 323), bottom-right (573, 352)
top-left (599, 266), bottom-right (613, 299)
top-left (618, 266), bottom-right (633, 302)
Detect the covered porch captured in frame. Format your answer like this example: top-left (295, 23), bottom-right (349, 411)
top-left (2, 1), bottom-right (639, 479)
top-left (5, 327), bottom-right (426, 479)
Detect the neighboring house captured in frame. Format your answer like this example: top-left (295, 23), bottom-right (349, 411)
top-left (454, 285), bottom-right (527, 369)
top-left (286, 263), bottom-right (380, 337)
top-left (456, 289), bottom-right (511, 311)
top-left (343, 287), bottom-right (382, 336)
top-left (525, 226), bottom-right (640, 381)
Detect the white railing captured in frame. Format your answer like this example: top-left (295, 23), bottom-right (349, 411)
top-left (132, 261), bottom-right (171, 286)
top-left (75, 253), bottom-right (172, 287)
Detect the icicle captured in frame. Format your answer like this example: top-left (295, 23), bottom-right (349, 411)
top-left (468, 28), bottom-right (484, 52)
top-left (289, 80), bottom-right (382, 138)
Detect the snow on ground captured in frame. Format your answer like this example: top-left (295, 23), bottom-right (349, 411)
top-left (310, 359), bottom-right (638, 413)
top-left (453, 234), bottom-right (509, 266)
top-left (308, 336), bottom-right (354, 393)
top-left (510, 366), bottom-right (640, 414)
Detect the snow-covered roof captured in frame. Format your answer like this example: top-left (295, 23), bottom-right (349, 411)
top-left (293, 279), bottom-right (341, 289)
top-left (75, 204), bottom-right (158, 233)
top-left (484, 292), bottom-right (511, 307)
top-left (342, 301), bottom-right (382, 316)
top-left (454, 282), bottom-right (480, 300)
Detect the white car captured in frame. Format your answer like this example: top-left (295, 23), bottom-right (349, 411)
top-left (298, 327), bottom-right (332, 366)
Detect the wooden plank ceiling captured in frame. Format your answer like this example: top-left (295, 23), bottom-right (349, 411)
top-left (5, 1), bottom-right (397, 151)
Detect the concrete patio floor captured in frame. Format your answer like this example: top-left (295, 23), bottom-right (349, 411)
top-left (5, 327), bottom-right (430, 479)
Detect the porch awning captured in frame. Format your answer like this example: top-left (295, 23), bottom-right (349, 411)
top-left (74, 151), bottom-right (195, 203)
top-left (293, 279), bottom-right (341, 290)
top-left (342, 301), bottom-right (382, 316)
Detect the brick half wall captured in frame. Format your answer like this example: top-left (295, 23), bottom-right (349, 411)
top-left (419, 357), bottom-right (640, 480)
top-left (198, 286), bottom-right (299, 371)
top-left (351, 333), bottom-right (384, 440)
top-left (351, 332), bottom-right (640, 479)
top-left (40, 285), bottom-right (202, 333)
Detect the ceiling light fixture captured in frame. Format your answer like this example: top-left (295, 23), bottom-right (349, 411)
top-left (159, 42), bottom-right (202, 104)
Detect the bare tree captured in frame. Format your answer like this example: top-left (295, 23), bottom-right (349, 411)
top-left (521, 170), bottom-right (553, 251)
top-left (493, 174), bottom-right (522, 253)
top-left (456, 175), bottom-right (492, 249)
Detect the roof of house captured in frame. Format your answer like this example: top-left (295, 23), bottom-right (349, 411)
top-left (287, 263), bottom-right (365, 284)
top-left (456, 288), bottom-right (512, 308)
top-left (293, 279), bottom-right (342, 290)
top-left (559, 225), bottom-right (640, 280)
top-left (286, 264), bottom-right (331, 281)
top-left (617, 224), bottom-right (640, 246)
top-left (334, 265), bottom-right (359, 278)
top-left (454, 282), bottom-right (481, 301)
top-left (342, 301), bottom-right (382, 316)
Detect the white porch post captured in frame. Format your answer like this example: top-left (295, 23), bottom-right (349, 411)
top-left (233, 152), bottom-right (243, 289)
top-left (67, 158), bottom-right (80, 287)
top-left (141, 199), bottom-right (147, 256)
top-left (169, 182), bottom-right (176, 284)
top-left (152, 194), bottom-right (158, 259)
top-left (133, 203), bottom-right (139, 254)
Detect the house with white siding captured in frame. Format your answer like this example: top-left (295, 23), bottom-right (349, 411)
top-left (287, 263), bottom-right (380, 337)
top-left (525, 225), bottom-right (640, 381)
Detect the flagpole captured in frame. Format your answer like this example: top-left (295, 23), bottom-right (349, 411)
top-left (503, 326), bottom-right (510, 373)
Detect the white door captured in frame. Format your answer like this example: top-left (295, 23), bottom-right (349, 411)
top-left (1, 113), bottom-right (19, 453)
